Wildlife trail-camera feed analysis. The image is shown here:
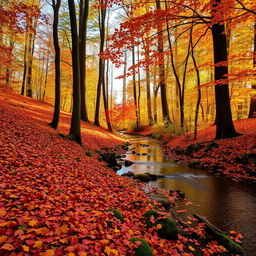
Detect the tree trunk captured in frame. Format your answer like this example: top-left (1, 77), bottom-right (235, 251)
top-left (49, 0), bottom-right (61, 129)
top-left (21, 29), bottom-right (28, 96)
top-left (145, 44), bottom-right (153, 125)
top-left (68, 0), bottom-right (82, 144)
top-left (190, 25), bottom-right (201, 140)
top-left (211, 0), bottom-right (238, 139)
top-left (79, 0), bottom-right (89, 122)
top-left (122, 49), bottom-right (127, 106)
top-left (156, 0), bottom-right (171, 126)
top-left (132, 45), bottom-right (139, 127)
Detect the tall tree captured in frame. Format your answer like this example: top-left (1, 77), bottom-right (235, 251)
top-left (211, 0), bottom-right (238, 139)
top-left (155, 0), bottom-right (171, 126)
top-left (68, 0), bottom-right (81, 143)
top-left (79, 0), bottom-right (89, 122)
top-left (49, 0), bottom-right (61, 129)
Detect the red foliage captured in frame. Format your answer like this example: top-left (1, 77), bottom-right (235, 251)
top-left (163, 119), bottom-right (256, 182)
top-left (0, 91), bottom-right (242, 255)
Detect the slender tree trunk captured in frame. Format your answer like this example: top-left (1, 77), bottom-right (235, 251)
top-left (137, 46), bottom-right (141, 124)
top-left (122, 49), bottom-right (127, 106)
top-left (248, 20), bottom-right (256, 118)
top-left (190, 25), bottom-right (201, 140)
top-left (42, 49), bottom-right (50, 102)
top-left (211, 0), bottom-right (238, 139)
top-left (156, 0), bottom-right (171, 126)
top-left (145, 44), bottom-right (153, 125)
top-left (21, 29), bottom-right (28, 95)
top-left (79, 0), bottom-right (89, 122)
top-left (153, 65), bottom-right (159, 123)
top-left (68, 0), bottom-right (82, 144)
top-left (26, 19), bottom-right (37, 98)
top-left (49, 0), bottom-right (61, 129)
top-left (132, 45), bottom-right (139, 127)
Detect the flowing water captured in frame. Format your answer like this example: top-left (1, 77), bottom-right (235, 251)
top-left (118, 135), bottom-right (256, 255)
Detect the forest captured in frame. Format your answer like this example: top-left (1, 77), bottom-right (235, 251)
top-left (0, 0), bottom-right (255, 255)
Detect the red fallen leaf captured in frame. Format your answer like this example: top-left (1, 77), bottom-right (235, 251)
top-left (1, 243), bottom-right (14, 250)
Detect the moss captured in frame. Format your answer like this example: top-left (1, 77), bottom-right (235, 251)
top-left (143, 210), bottom-right (160, 228)
top-left (129, 238), bottom-right (153, 256)
top-left (216, 233), bottom-right (244, 254)
top-left (107, 209), bottom-right (124, 222)
top-left (156, 217), bottom-right (178, 240)
top-left (85, 151), bottom-right (93, 157)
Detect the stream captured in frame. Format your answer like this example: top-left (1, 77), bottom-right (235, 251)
top-left (117, 135), bottom-right (256, 255)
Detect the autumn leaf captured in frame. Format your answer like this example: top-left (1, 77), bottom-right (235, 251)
top-left (188, 245), bottom-right (195, 251)
top-left (1, 243), bottom-right (14, 251)
top-left (0, 235), bottom-right (8, 243)
top-left (40, 249), bottom-right (55, 256)
top-left (60, 224), bottom-right (69, 234)
top-left (104, 246), bottom-right (119, 256)
top-left (22, 245), bottom-right (29, 252)
top-left (34, 240), bottom-right (43, 248)
top-left (28, 219), bottom-right (38, 227)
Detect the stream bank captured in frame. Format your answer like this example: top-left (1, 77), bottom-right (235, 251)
top-left (117, 134), bottom-right (256, 255)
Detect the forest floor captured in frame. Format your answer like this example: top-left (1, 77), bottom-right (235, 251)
top-left (0, 89), bottom-right (244, 256)
top-left (160, 119), bottom-right (256, 183)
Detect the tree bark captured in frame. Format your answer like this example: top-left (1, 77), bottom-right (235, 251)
top-left (49, 0), bottom-right (61, 129)
top-left (211, 0), bottom-right (238, 139)
top-left (156, 0), bottom-right (171, 126)
top-left (68, 0), bottom-right (82, 144)
top-left (79, 0), bottom-right (89, 122)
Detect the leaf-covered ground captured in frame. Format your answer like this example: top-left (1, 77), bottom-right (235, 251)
top-left (162, 119), bottom-right (256, 183)
top-left (0, 91), bottom-right (243, 255)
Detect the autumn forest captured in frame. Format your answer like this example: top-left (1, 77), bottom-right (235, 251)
top-left (0, 0), bottom-right (256, 255)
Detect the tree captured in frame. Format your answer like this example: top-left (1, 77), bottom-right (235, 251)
top-left (211, 0), bottom-right (239, 139)
top-left (49, 0), bottom-right (61, 129)
top-left (79, 0), bottom-right (90, 122)
top-left (68, 0), bottom-right (82, 143)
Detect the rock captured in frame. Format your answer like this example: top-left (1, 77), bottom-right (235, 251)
top-left (124, 160), bottom-right (134, 166)
top-left (169, 190), bottom-right (185, 199)
top-left (107, 209), bottom-right (124, 222)
top-left (143, 210), bottom-right (160, 228)
top-left (133, 173), bottom-right (151, 182)
top-left (113, 165), bottom-right (122, 171)
top-left (121, 171), bottom-right (135, 177)
top-left (129, 238), bottom-right (153, 256)
top-left (149, 193), bottom-right (174, 210)
top-left (185, 143), bottom-right (204, 156)
top-left (133, 172), bottom-right (164, 182)
top-left (100, 152), bottom-right (118, 167)
top-left (156, 217), bottom-right (178, 240)
top-left (216, 233), bottom-right (244, 254)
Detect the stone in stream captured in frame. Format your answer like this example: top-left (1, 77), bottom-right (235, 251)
top-left (133, 172), bottom-right (165, 182)
top-left (121, 171), bottom-right (135, 177)
top-left (100, 152), bottom-right (118, 167)
top-left (169, 190), bottom-right (185, 199)
top-left (124, 160), bottom-right (134, 166)
top-left (148, 193), bottom-right (174, 210)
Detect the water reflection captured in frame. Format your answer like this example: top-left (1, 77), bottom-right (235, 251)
top-left (118, 135), bottom-right (256, 255)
